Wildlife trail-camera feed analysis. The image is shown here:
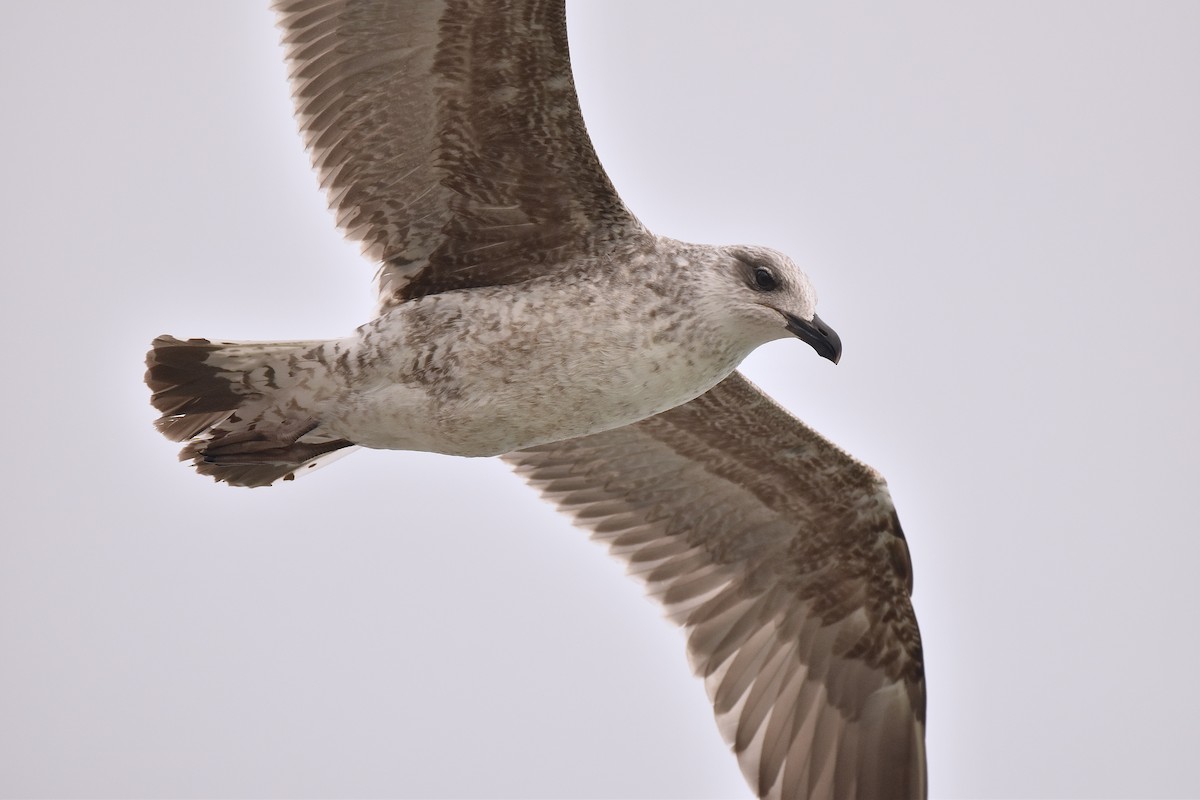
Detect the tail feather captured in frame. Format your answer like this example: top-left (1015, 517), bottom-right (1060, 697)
top-left (157, 410), bottom-right (232, 442)
top-left (145, 335), bottom-right (356, 487)
top-left (147, 337), bottom-right (248, 429)
top-left (183, 437), bottom-right (356, 487)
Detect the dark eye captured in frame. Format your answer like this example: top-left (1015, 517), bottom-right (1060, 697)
top-left (753, 266), bottom-right (778, 291)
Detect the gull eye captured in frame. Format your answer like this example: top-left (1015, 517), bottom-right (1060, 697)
top-left (753, 266), bottom-right (778, 291)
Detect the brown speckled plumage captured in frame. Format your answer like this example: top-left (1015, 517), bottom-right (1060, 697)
top-left (143, 2), bottom-right (926, 797)
top-left (275, 0), bottom-right (648, 309)
top-left (505, 372), bottom-right (925, 798)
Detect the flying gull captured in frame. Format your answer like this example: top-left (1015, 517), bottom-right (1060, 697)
top-left (145, 2), bottom-right (926, 798)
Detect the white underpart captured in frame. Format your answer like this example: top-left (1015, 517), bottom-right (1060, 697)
top-left (306, 241), bottom-right (808, 456)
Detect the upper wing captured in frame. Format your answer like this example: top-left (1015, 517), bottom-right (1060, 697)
top-left (503, 372), bottom-right (926, 800)
top-left (272, 0), bottom-right (647, 308)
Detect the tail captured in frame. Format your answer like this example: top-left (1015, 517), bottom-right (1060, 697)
top-left (145, 335), bottom-right (356, 487)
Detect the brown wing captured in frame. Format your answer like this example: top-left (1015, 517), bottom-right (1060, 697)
top-left (272, 0), bottom-right (647, 308)
top-left (503, 372), bottom-right (927, 800)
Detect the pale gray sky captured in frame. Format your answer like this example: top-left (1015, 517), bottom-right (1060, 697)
top-left (2, 2), bottom-right (1198, 798)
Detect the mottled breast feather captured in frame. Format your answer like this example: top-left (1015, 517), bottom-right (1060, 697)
top-left (505, 372), bottom-right (927, 800)
top-left (273, 0), bottom-right (648, 308)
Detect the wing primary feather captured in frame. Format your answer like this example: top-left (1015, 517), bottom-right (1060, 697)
top-left (504, 373), bottom-right (927, 798)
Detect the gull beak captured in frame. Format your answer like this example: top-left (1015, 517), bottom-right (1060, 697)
top-left (785, 313), bottom-right (842, 364)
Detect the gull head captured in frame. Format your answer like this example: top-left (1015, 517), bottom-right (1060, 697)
top-left (715, 245), bottom-right (842, 364)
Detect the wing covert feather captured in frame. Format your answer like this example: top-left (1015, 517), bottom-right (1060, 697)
top-left (273, 0), bottom-right (647, 308)
top-left (503, 372), bottom-right (926, 800)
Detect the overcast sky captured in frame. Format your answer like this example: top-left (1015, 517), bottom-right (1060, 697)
top-left (2, 2), bottom-right (1198, 798)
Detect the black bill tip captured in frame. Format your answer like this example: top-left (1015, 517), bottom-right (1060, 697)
top-left (785, 313), bottom-right (842, 364)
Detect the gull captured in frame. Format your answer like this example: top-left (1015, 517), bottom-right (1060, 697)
top-left (145, 2), bottom-right (926, 798)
